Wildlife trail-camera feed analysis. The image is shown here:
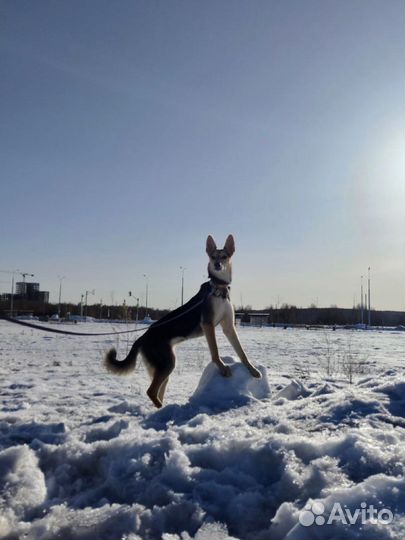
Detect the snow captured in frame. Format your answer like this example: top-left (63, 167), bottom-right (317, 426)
top-left (0, 321), bottom-right (404, 539)
top-left (191, 357), bottom-right (270, 408)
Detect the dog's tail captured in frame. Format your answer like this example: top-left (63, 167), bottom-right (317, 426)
top-left (104, 340), bottom-right (140, 375)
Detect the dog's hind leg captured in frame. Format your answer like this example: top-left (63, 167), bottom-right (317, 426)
top-left (144, 361), bottom-right (155, 380)
top-left (157, 377), bottom-right (169, 403)
top-left (143, 344), bottom-right (175, 408)
top-left (147, 371), bottom-right (170, 408)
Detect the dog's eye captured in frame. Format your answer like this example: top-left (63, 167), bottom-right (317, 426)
top-left (220, 255), bottom-right (227, 260)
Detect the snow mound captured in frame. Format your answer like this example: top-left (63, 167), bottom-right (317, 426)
top-left (0, 445), bottom-right (47, 536)
top-left (145, 358), bottom-right (270, 429)
top-left (279, 474), bottom-right (405, 540)
top-left (190, 357), bottom-right (270, 409)
top-left (372, 379), bottom-right (405, 417)
top-left (274, 379), bottom-right (310, 401)
top-left (163, 521), bottom-right (238, 540)
top-left (0, 445), bottom-right (46, 517)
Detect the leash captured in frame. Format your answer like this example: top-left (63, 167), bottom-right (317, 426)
top-left (0, 280), bottom-right (226, 337)
top-left (0, 298), bottom-right (206, 337)
top-left (0, 316), bottom-right (148, 336)
top-left (0, 298), bottom-right (205, 336)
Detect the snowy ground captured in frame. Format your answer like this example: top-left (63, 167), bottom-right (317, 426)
top-left (0, 321), bottom-right (404, 540)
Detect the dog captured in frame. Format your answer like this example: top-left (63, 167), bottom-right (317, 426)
top-left (104, 234), bottom-right (261, 408)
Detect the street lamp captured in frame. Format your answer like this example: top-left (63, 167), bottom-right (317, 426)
top-left (84, 289), bottom-right (95, 318)
top-left (143, 274), bottom-right (149, 317)
top-left (180, 266), bottom-right (186, 306)
top-left (128, 290), bottom-right (139, 323)
top-left (368, 267), bottom-right (371, 327)
top-left (58, 276), bottom-right (65, 317)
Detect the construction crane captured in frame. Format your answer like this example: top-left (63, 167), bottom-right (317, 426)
top-left (20, 272), bottom-right (34, 282)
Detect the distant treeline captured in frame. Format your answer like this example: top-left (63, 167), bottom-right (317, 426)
top-left (1, 299), bottom-right (404, 327)
top-left (236, 304), bottom-right (405, 327)
top-left (0, 299), bottom-right (169, 322)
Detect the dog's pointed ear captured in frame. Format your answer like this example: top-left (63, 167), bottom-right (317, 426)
top-left (206, 235), bottom-right (217, 256)
top-left (224, 234), bottom-right (235, 257)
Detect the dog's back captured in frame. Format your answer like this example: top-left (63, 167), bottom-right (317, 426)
top-left (144, 281), bottom-right (211, 343)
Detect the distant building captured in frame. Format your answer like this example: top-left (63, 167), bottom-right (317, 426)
top-left (235, 312), bottom-right (269, 326)
top-left (15, 282), bottom-right (49, 303)
top-left (248, 312), bottom-right (269, 326)
top-left (16, 281), bottom-right (38, 297)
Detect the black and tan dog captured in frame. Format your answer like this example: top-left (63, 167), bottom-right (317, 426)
top-left (105, 235), bottom-right (261, 408)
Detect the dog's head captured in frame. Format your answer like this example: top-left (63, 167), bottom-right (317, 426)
top-left (206, 234), bottom-right (235, 283)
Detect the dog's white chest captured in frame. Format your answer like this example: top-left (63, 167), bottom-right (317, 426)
top-left (211, 296), bottom-right (232, 326)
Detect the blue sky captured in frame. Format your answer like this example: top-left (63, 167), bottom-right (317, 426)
top-left (1, 0), bottom-right (404, 310)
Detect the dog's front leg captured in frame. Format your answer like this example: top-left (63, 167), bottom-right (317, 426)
top-left (202, 323), bottom-right (232, 377)
top-left (220, 313), bottom-right (261, 378)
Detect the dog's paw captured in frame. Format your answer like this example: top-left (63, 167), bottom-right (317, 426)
top-left (220, 365), bottom-right (232, 377)
top-left (250, 367), bottom-right (262, 378)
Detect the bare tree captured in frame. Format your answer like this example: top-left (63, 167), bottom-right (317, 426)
top-left (339, 342), bottom-right (370, 384)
